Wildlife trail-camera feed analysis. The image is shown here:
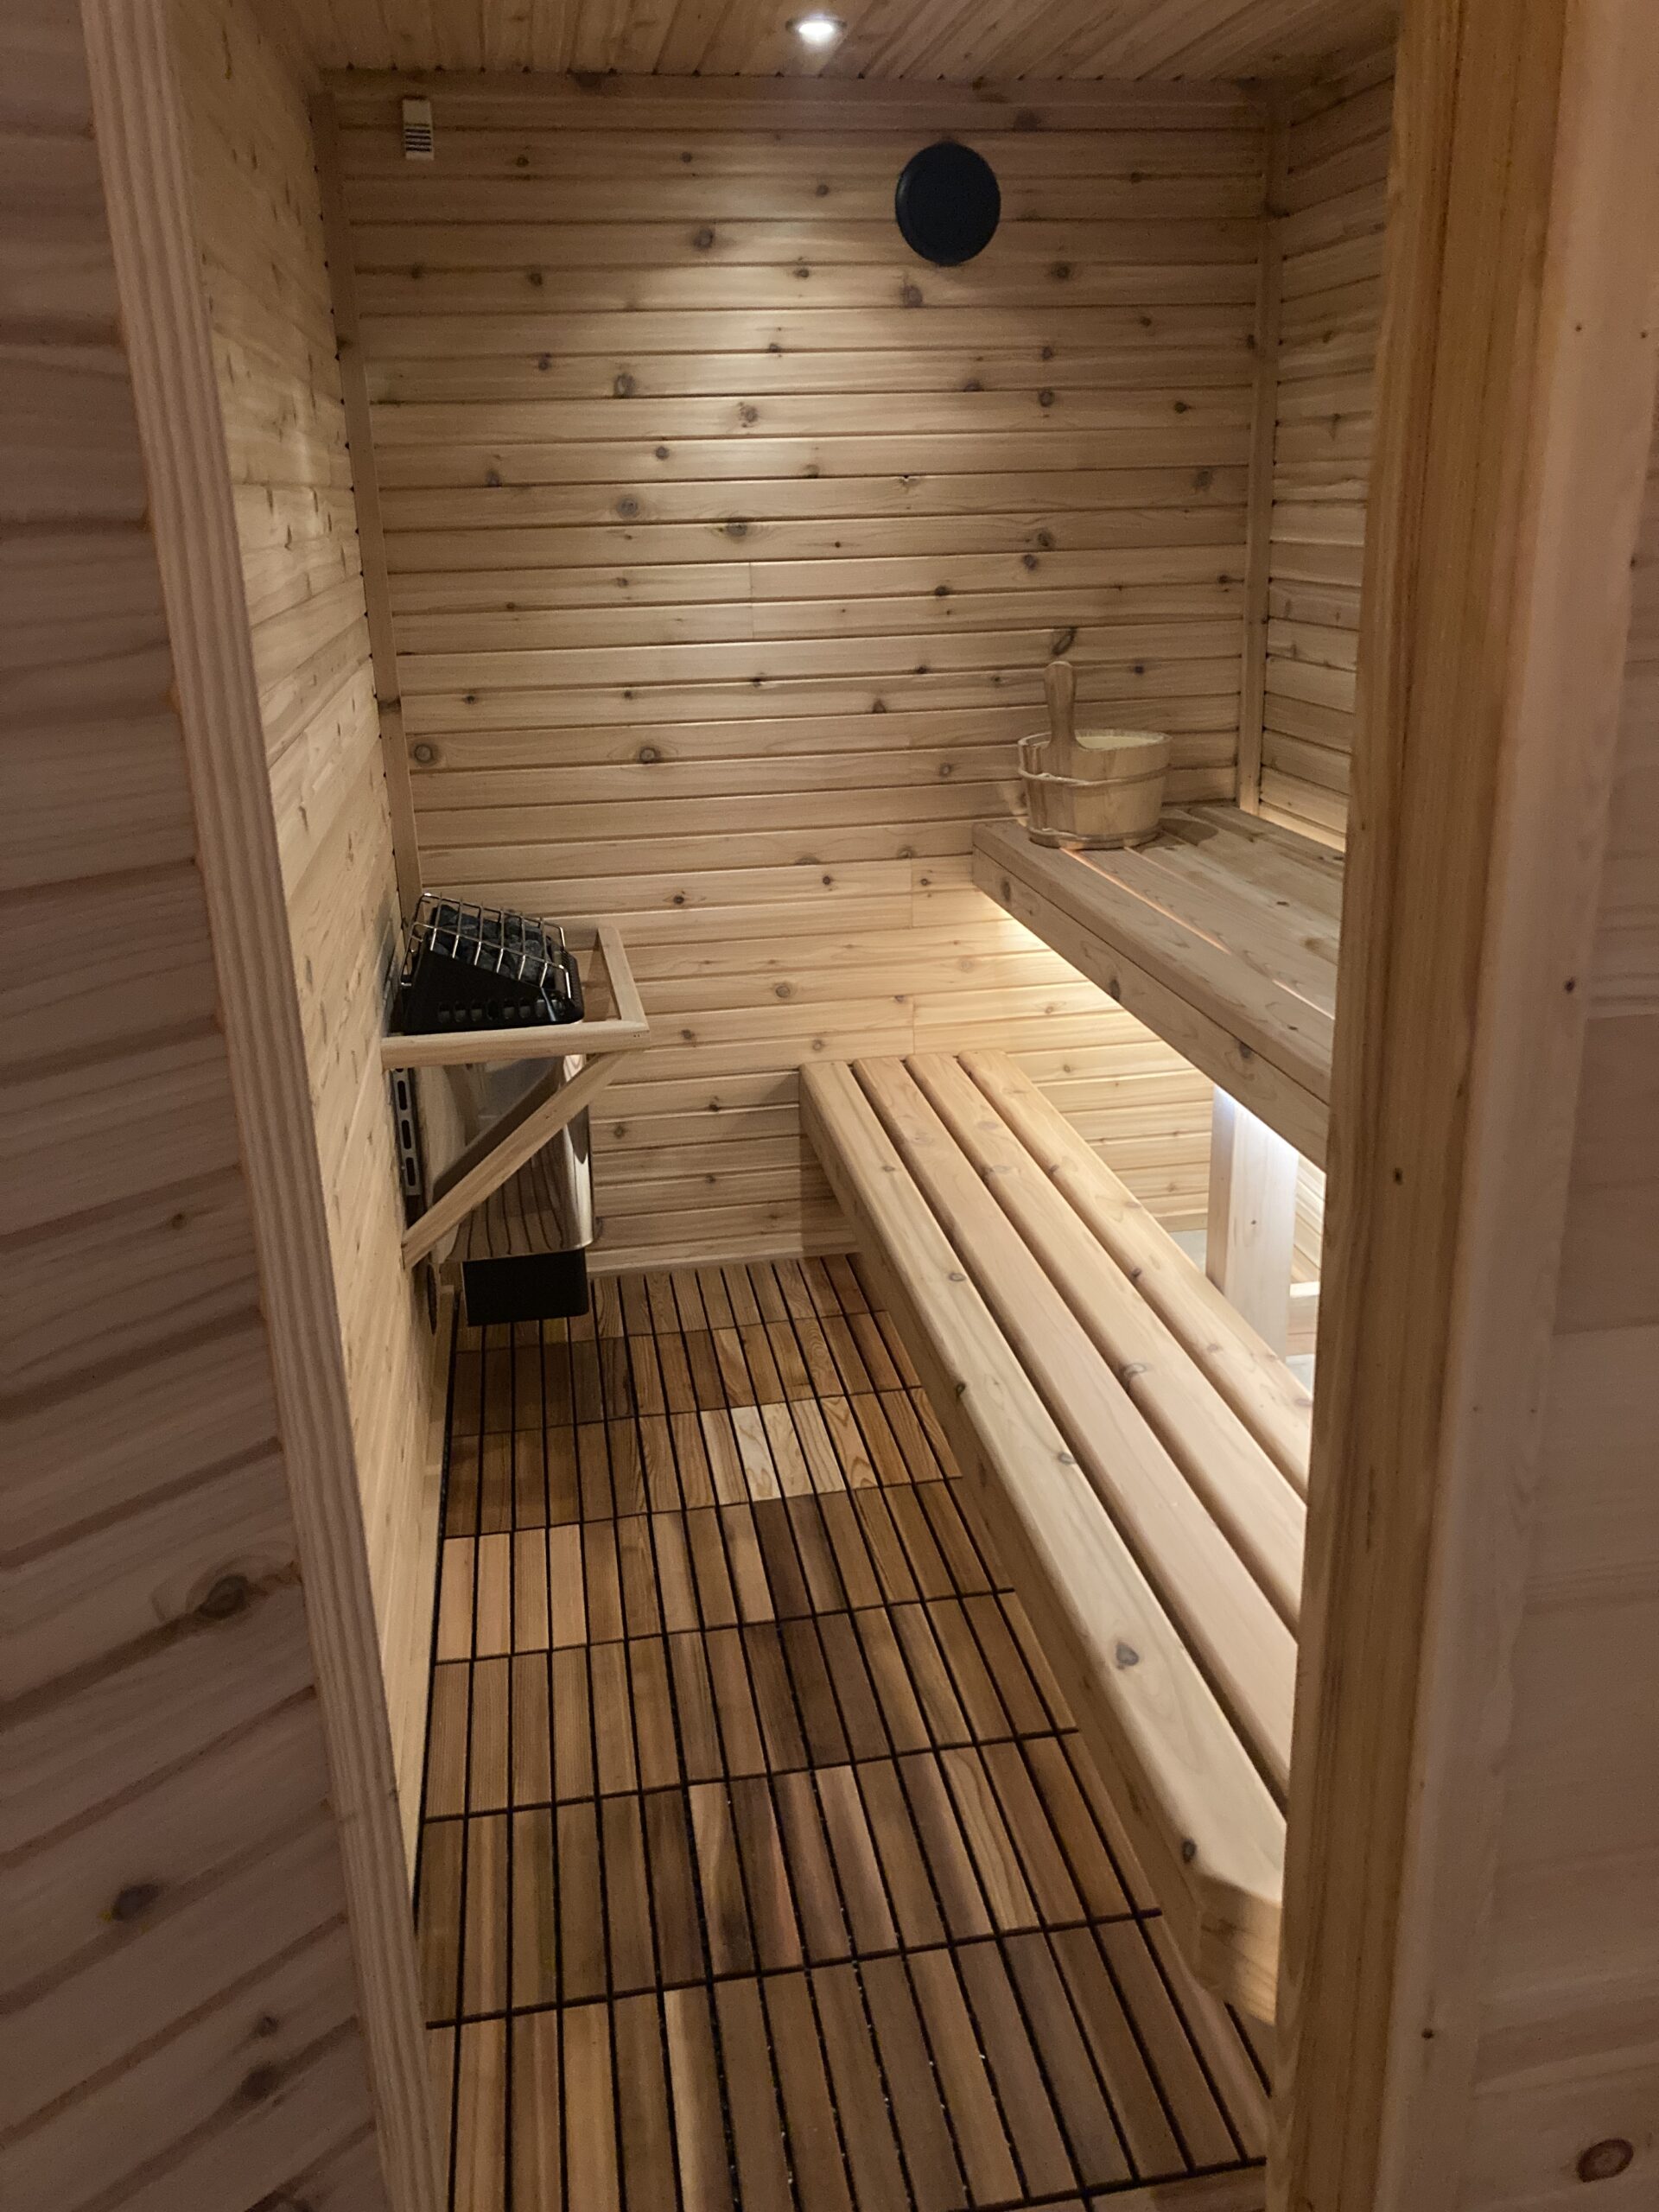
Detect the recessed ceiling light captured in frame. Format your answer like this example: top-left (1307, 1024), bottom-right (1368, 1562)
top-left (790, 11), bottom-right (845, 48)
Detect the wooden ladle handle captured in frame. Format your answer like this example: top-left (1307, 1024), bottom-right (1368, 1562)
top-left (1045, 658), bottom-right (1077, 749)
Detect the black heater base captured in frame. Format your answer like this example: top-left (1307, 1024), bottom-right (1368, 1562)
top-left (461, 1249), bottom-right (590, 1327)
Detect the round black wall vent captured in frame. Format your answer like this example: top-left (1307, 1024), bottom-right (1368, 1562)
top-left (895, 142), bottom-right (1001, 266)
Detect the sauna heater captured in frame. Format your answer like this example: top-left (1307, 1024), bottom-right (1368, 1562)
top-left (391, 895), bottom-right (594, 1325)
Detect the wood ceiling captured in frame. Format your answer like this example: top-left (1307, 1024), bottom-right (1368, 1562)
top-left (283, 0), bottom-right (1397, 81)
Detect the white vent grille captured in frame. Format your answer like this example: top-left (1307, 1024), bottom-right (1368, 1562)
top-left (401, 98), bottom-right (435, 162)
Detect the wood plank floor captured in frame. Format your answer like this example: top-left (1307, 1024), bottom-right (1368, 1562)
top-left (419, 1255), bottom-right (1272, 2212)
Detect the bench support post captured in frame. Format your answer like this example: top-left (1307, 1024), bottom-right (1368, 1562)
top-left (1206, 1091), bottom-right (1298, 1354)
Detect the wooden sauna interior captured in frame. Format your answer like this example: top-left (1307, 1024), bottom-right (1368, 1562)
top-left (11, 3), bottom-right (1658, 2211)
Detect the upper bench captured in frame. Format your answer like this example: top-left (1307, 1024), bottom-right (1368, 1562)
top-left (974, 805), bottom-right (1343, 1166)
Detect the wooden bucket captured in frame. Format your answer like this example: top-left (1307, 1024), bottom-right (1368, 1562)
top-left (1015, 659), bottom-right (1170, 848)
top-left (1018, 730), bottom-right (1170, 848)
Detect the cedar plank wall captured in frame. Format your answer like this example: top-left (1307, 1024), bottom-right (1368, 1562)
top-left (1256, 56), bottom-right (1394, 844)
top-left (1459, 409), bottom-right (1659, 2205)
top-left (1, 6), bottom-right (393, 2205)
top-left (332, 76), bottom-right (1264, 1268)
top-left (1251, 59), bottom-right (1395, 1318)
top-left (168, 0), bottom-right (437, 1847)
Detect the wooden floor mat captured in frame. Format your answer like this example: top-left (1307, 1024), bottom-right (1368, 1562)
top-left (420, 1255), bottom-right (1271, 2212)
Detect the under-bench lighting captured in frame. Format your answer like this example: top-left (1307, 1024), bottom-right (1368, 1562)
top-left (789, 11), bottom-right (845, 47)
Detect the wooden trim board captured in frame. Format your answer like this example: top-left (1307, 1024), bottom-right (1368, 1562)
top-left (80, 4), bottom-right (441, 2203)
top-left (391, 1281), bottom-right (454, 1878)
top-left (1273, 3), bottom-right (1659, 2206)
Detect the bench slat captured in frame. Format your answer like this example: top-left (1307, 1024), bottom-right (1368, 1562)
top-left (852, 1056), bottom-right (1297, 1796)
top-left (960, 1050), bottom-right (1313, 1492)
top-left (907, 1050), bottom-right (1306, 1628)
top-left (801, 1058), bottom-right (1285, 2021)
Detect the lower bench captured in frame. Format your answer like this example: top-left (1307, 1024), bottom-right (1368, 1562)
top-left (801, 1047), bottom-right (1312, 2021)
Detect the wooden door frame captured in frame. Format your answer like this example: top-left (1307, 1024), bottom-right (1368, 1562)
top-left (1273, 2), bottom-right (1659, 2206)
top-left (80, 3), bottom-right (442, 2205)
